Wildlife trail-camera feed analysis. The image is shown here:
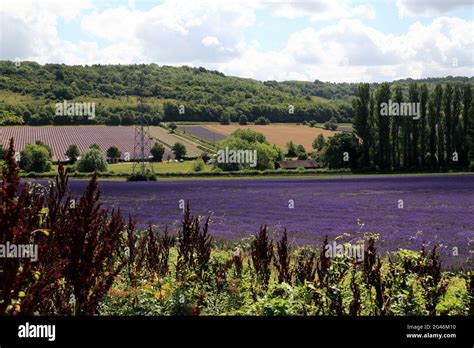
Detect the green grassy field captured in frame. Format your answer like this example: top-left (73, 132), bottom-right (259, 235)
top-left (3, 160), bottom-right (212, 180)
top-left (106, 161), bottom-right (212, 174)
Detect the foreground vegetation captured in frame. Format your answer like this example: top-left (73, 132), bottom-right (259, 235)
top-left (1, 141), bottom-right (471, 316)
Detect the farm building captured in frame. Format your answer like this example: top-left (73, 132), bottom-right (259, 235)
top-left (275, 160), bottom-right (319, 169)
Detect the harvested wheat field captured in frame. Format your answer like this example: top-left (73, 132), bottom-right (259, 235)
top-left (205, 124), bottom-right (339, 151)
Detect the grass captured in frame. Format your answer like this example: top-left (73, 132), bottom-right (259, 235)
top-left (107, 161), bottom-right (212, 174)
top-left (24, 167), bottom-right (473, 183)
top-left (0, 90), bottom-right (171, 109)
top-left (16, 160), bottom-right (212, 179)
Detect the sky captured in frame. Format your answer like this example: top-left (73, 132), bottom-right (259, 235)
top-left (0, 0), bottom-right (473, 82)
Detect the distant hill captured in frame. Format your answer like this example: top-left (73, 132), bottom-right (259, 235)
top-left (0, 61), bottom-right (472, 126)
top-left (266, 76), bottom-right (474, 101)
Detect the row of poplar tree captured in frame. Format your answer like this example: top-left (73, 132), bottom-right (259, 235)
top-left (352, 83), bottom-right (473, 170)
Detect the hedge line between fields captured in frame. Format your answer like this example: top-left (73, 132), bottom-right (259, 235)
top-left (21, 168), bottom-right (350, 178)
top-left (18, 167), bottom-right (474, 179)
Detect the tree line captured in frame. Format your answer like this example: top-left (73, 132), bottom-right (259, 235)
top-left (0, 61), bottom-right (350, 125)
top-left (352, 83), bottom-right (473, 170)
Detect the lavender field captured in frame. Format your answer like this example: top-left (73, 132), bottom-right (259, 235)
top-left (177, 125), bottom-right (226, 142)
top-left (65, 174), bottom-right (474, 269)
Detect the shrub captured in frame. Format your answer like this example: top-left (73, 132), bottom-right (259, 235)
top-left (106, 114), bottom-right (121, 126)
top-left (106, 146), bottom-right (121, 161)
top-left (312, 134), bottom-right (326, 151)
top-left (254, 117), bottom-right (270, 125)
top-left (274, 230), bottom-right (292, 284)
top-left (172, 142), bottom-right (187, 160)
top-left (232, 129), bottom-right (267, 144)
top-left (65, 144), bottom-right (80, 164)
top-left (220, 113), bottom-right (231, 125)
top-left (286, 141), bottom-right (297, 157)
top-left (251, 225), bottom-right (273, 288)
top-left (176, 202), bottom-right (212, 279)
top-left (324, 132), bottom-right (361, 169)
top-left (1, 141), bottom-right (126, 315)
top-left (34, 141), bottom-right (53, 158)
top-left (324, 117), bottom-right (338, 131)
top-left (200, 152), bottom-right (210, 163)
top-left (238, 115), bottom-right (248, 125)
top-left (89, 143), bottom-right (101, 151)
top-left (294, 247), bottom-right (316, 285)
top-left (141, 226), bottom-right (171, 278)
top-left (168, 122), bottom-right (177, 133)
top-left (126, 172), bottom-right (157, 181)
top-left (192, 159), bottom-right (205, 172)
top-left (297, 152), bottom-right (309, 160)
top-left (76, 148), bottom-right (108, 172)
top-left (19, 144), bottom-right (52, 173)
top-left (150, 142), bottom-right (165, 162)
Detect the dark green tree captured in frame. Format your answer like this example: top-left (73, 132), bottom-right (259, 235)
top-left (324, 133), bottom-right (361, 169)
top-left (286, 141), bottom-right (297, 157)
top-left (168, 122), bottom-right (177, 133)
top-left (106, 146), bottom-right (121, 161)
top-left (461, 85), bottom-right (472, 165)
top-left (296, 144), bottom-right (306, 154)
top-left (443, 84), bottom-right (453, 165)
top-left (391, 85), bottom-right (403, 168)
top-left (352, 83), bottom-right (372, 167)
top-left (172, 142), bottom-right (187, 160)
top-left (452, 85), bottom-right (462, 165)
top-left (34, 140), bottom-right (53, 158)
top-left (151, 142), bottom-right (165, 162)
top-left (433, 85), bottom-right (445, 167)
top-left (408, 83), bottom-right (419, 167)
top-left (220, 112), bottom-right (231, 125)
top-left (65, 144), bottom-right (80, 164)
top-left (419, 84), bottom-right (429, 167)
top-left (312, 134), bottom-right (326, 151)
top-left (89, 144), bottom-right (101, 151)
top-left (376, 83), bottom-right (391, 169)
top-left (76, 148), bottom-right (108, 172)
top-left (19, 144), bottom-right (52, 172)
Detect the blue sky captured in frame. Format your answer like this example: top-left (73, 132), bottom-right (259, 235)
top-left (1, 0), bottom-right (473, 82)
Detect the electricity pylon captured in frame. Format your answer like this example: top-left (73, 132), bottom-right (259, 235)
top-left (132, 74), bottom-right (154, 176)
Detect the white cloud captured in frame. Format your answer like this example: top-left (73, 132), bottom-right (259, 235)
top-left (0, 0), bottom-right (92, 62)
top-left (202, 36), bottom-right (220, 47)
top-left (0, 0), bottom-right (472, 82)
top-left (396, 0), bottom-right (473, 17)
top-left (81, 6), bottom-right (142, 42)
top-left (79, 0), bottom-right (257, 64)
top-left (264, 0), bottom-right (376, 20)
top-left (214, 17), bottom-right (473, 82)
